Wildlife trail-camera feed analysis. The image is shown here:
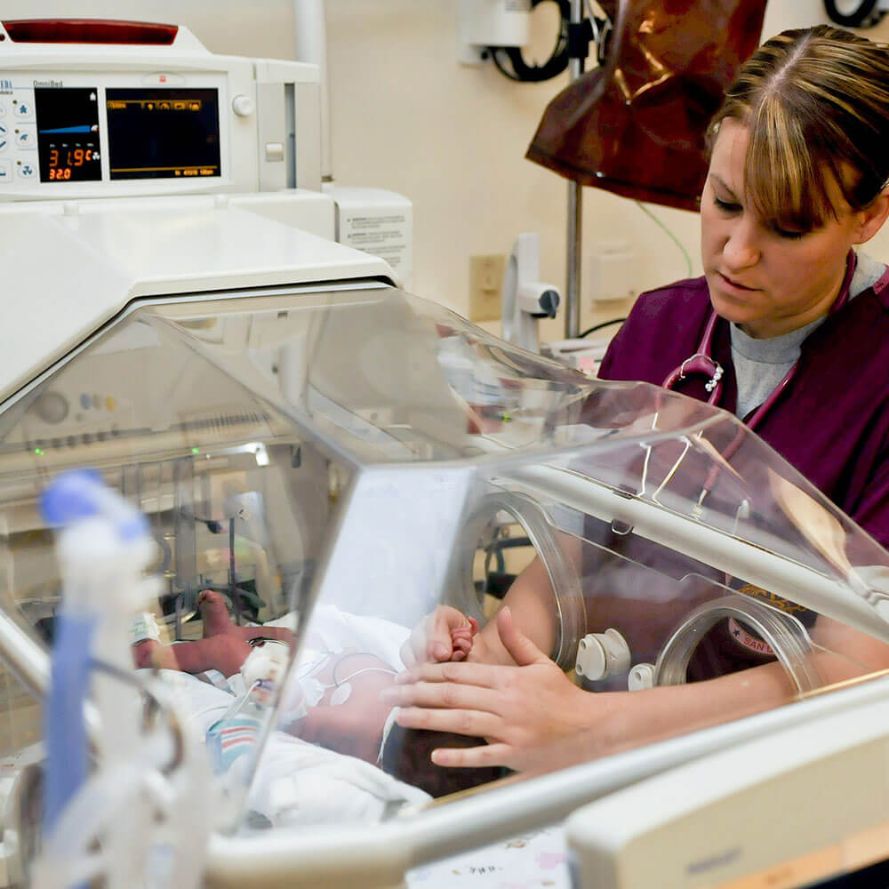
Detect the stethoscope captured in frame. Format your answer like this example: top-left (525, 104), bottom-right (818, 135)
top-left (641, 255), bottom-right (859, 511)
top-left (661, 254), bottom-right (857, 431)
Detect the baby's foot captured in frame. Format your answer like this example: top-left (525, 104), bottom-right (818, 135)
top-left (197, 589), bottom-right (233, 636)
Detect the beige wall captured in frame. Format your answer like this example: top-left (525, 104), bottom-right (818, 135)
top-left (4, 0), bottom-right (889, 333)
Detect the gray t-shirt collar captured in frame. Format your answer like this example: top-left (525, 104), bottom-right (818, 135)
top-left (730, 251), bottom-right (887, 362)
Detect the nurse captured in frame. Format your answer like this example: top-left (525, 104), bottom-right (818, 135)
top-left (382, 24), bottom-right (889, 775)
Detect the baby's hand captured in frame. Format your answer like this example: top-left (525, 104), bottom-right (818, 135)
top-left (449, 616), bottom-right (479, 661)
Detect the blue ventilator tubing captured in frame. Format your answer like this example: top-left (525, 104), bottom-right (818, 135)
top-left (37, 468), bottom-right (146, 841)
top-left (42, 610), bottom-right (96, 835)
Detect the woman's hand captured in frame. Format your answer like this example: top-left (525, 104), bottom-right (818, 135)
top-left (383, 606), bottom-right (597, 773)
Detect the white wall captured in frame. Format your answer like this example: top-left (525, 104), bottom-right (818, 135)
top-left (4, 0), bottom-right (889, 332)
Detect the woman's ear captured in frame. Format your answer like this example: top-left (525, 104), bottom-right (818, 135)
top-left (854, 188), bottom-right (889, 245)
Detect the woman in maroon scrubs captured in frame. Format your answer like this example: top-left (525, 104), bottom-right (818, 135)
top-left (384, 25), bottom-right (889, 776)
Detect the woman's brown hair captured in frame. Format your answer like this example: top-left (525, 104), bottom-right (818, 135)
top-left (709, 25), bottom-right (889, 230)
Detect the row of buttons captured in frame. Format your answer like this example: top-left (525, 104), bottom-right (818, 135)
top-left (0, 91), bottom-right (36, 184)
top-left (26, 428), bottom-right (123, 452)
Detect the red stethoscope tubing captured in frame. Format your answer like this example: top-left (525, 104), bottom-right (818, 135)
top-left (662, 256), bottom-right (858, 432)
top-left (663, 310), bottom-right (800, 432)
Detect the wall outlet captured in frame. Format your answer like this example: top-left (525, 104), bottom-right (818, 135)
top-left (586, 241), bottom-right (637, 303)
top-left (469, 254), bottom-right (505, 321)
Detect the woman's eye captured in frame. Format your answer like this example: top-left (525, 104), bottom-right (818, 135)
top-left (713, 197), bottom-right (741, 213)
top-left (771, 225), bottom-right (807, 240)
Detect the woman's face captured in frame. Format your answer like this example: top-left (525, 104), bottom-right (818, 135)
top-left (700, 118), bottom-right (879, 338)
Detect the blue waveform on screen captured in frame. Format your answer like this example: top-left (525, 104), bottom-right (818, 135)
top-left (39, 125), bottom-right (95, 135)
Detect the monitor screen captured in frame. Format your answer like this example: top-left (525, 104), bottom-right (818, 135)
top-left (35, 87), bottom-right (102, 183)
top-left (106, 88), bottom-right (221, 180)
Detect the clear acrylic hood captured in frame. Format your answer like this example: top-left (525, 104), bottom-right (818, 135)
top-left (1, 280), bottom-right (888, 879)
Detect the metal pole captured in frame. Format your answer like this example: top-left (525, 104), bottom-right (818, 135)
top-left (0, 610), bottom-right (49, 699)
top-left (565, 0), bottom-right (585, 339)
top-left (294, 0), bottom-right (332, 182)
top-left (566, 183), bottom-right (583, 339)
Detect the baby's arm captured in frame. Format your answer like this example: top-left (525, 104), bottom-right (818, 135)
top-left (131, 589), bottom-right (294, 676)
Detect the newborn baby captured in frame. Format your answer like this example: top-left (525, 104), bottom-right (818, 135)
top-left (132, 594), bottom-right (482, 777)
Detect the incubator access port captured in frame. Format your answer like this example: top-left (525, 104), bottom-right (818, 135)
top-left (456, 489), bottom-right (586, 670)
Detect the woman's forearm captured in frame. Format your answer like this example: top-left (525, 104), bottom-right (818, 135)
top-left (552, 659), bottom-right (798, 768)
top-left (471, 555), bottom-right (559, 665)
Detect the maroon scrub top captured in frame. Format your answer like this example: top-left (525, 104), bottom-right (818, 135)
top-left (598, 261), bottom-right (889, 549)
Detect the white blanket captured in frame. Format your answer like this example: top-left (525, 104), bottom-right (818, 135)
top-left (156, 603), bottom-right (428, 828)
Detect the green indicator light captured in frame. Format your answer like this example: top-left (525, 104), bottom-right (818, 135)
top-left (33, 447), bottom-right (44, 456)
top-left (191, 447), bottom-right (200, 455)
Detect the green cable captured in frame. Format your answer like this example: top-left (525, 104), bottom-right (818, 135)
top-left (635, 201), bottom-right (694, 278)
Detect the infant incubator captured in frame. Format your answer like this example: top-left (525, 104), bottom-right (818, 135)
top-left (1, 17), bottom-right (889, 889)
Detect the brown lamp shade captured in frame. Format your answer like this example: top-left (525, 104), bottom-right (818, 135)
top-left (526, 0), bottom-right (768, 212)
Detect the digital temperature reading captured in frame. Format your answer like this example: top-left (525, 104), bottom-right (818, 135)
top-left (35, 88), bottom-right (102, 183)
top-left (46, 147), bottom-right (96, 180)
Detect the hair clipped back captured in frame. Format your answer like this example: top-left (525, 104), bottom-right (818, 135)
top-left (710, 25), bottom-right (889, 230)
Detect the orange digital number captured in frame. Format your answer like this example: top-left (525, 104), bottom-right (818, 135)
top-left (49, 148), bottom-right (59, 169)
top-left (73, 148), bottom-right (85, 167)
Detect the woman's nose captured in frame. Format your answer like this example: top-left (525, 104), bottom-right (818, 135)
top-left (722, 220), bottom-right (760, 269)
